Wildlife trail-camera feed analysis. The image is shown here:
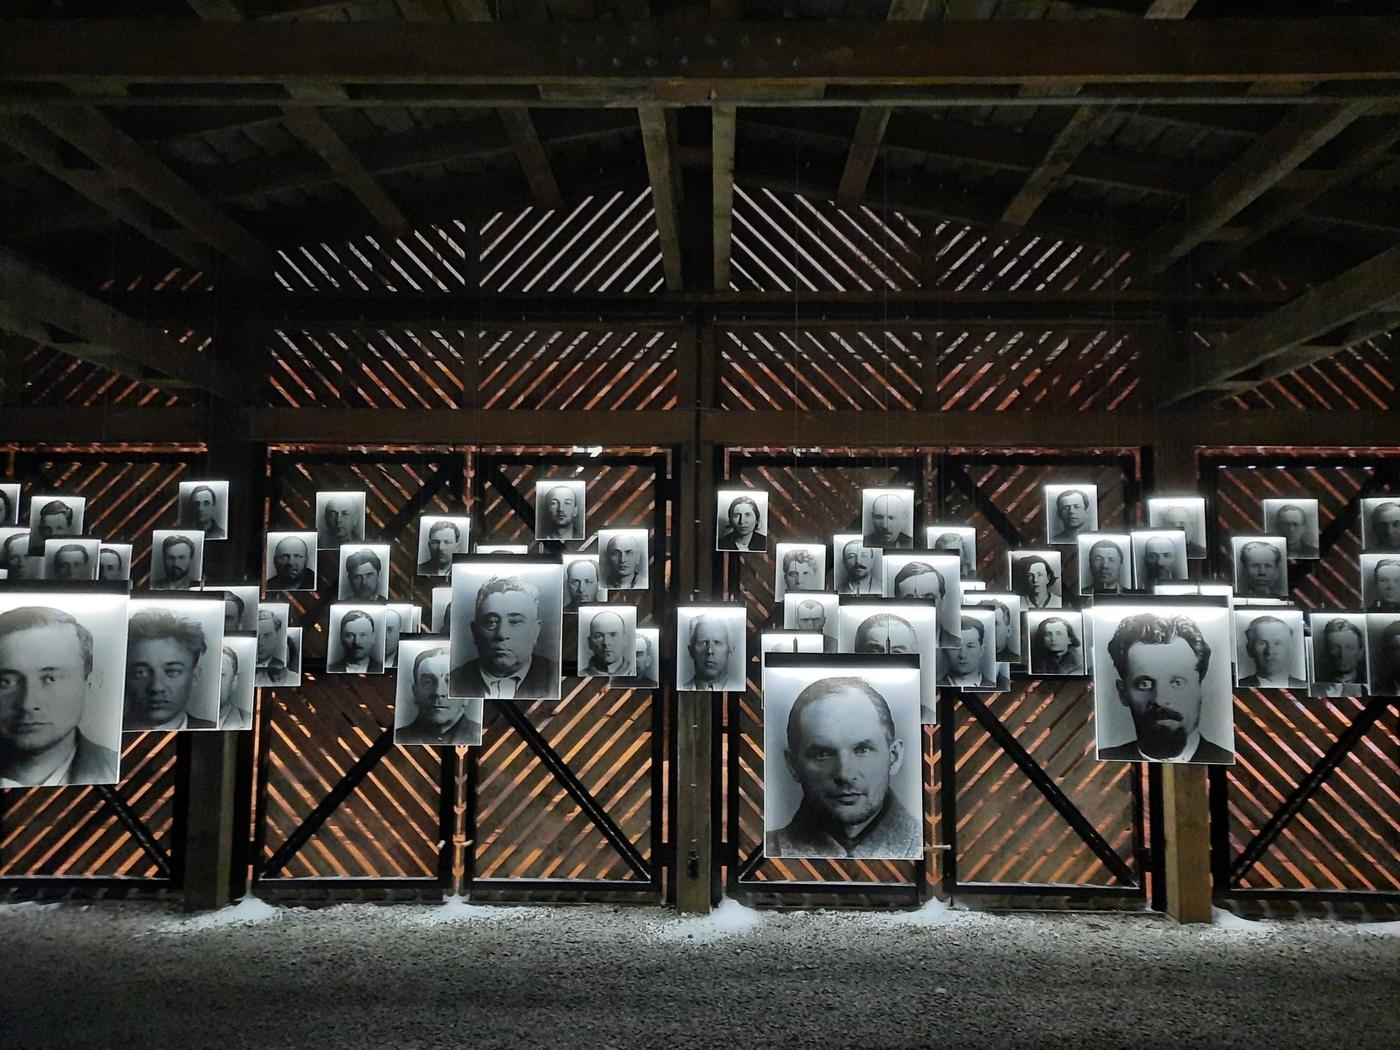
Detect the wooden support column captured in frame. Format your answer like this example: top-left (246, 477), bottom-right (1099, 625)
top-left (1152, 437), bottom-right (1213, 925)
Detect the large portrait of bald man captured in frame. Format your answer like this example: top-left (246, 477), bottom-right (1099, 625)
top-left (449, 559), bottom-right (563, 700)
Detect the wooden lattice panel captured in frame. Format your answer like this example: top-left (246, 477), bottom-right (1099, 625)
top-left (720, 329), bottom-right (920, 411)
top-left (935, 329), bottom-right (1139, 413)
top-left (15, 347), bottom-right (192, 409)
top-left (1225, 333), bottom-right (1398, 413)
top-left (267, 327), bottom-right (469, 409)
top-left (481, 329), bottom-right (676, 411)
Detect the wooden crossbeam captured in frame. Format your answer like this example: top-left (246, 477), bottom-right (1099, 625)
top-left (712, 105), bottom-right (737, 291)
top-left (495, 108), bottom-right (564, 211)
top-left (281, 105), bottom-right (412, 234)
top-left (0, 246), bottom-right (243, 401)
top-left (28, 106), bottom-right (267, 273)
top-left (1160, 241), bottom-right (1400, 406)
top-left (639, 105), bottom-right (683, 291)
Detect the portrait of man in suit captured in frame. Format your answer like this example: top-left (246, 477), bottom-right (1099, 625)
top-left (266, 533), bottom-right (316, 591)
top-left (1266, 501), bottom-right (1319, 559)
top-left (152, 532), bottom-right (201, 591)
top-left (327, 608), bottom-right (384, 675)
top-left (1237, 614), bottom-right (1306, 689)
top-left (123, 606), bottom-right (216, 731)
top-left (1311, 616), bottom-right (1368, 698)
top-left (417, 519), bottom-right (464, 576)
top-left (862, 491), bottom-right (914, 550)
top-left (678, 610), bottom-right (744, 693)
top-left (1366, 556), bottom-right (1400, 612)
top-left (179, 482), bottom-right (227, 541)
top-left (396, 644), bottom-right (480, 746)
top-left (836, 537), bottom-right (881, 594)
top-left (452, 574), bottom-right (559, 698)
top-left (938, 614), bottom-right (1004, 690)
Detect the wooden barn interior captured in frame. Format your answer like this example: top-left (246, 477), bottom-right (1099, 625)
top-left (0, 1), bottom-right (1396, 924)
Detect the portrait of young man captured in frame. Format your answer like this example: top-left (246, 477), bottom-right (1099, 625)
top-left (1028, 611), bottom-right (1087, 677)
top-left (715, 490), bottom-right (769, 553)
top-left (149, 530), bottom-right (204, 592)
top-left (1234, 610), bottom-right (1307, 689)
top-left (762, 662), bottom-right (923, 861)
top-left (1367, 614), bottom-right (1400, 696)
top-left (338, 544), bottom-right (391, 603)
top-left (450, 561), bottom-right (563, 700)
top-left (326, 605), bottom-right (386, 675)
top-left (1045, 484), bottom-right (1099, 545)
top-left (1308, 613), bottom-right (1370, 698)
top-left (938, 610), bottom-right (1005, 692)
top-left (43, 538), bottom-right (99, 582)
top-left (0, 483), bottom-right (19, 526)
top-left (1360, 497), bottom-right (1400, 553)
top-left (1147, 497), bottom-right (1208, 560)
top-left (1078, 534), bottom-right (1132, 595)
top-left (925, 525), bottom-right (976, 579)
top-left (774, 543), bottom-right (826, 600)
top-left (1232, 537), bottom-right (1289, 600)
top-left (416, 515), bottom-right (470, 577)
top-left (254, 605), bottom-right (290, 687)
top-left (178, 480), bottom-right (229, 541)
top-left (29, 495), bottom-right (86, 550)
top-left (675, 606), bottom-right (745, 693)
top-left (315, 490), bottom-right (366, 551)
top-left (1361, 554), bottom-right (1400, 612)
top-left (217, 636), bottom-right (257, 731)
top-left (860, 488), bottom-right (915, 550)
top-left (577, 605), bottom-right (637, 679)
top-left (0, 597), bottom-right (127, 788)
top-left (831, 534), bottom-right (882, 595)
top-left (1092, 604), bottom-right (1234, 765)
top-left (882, 554), bottom-right (963, 648)
top-left (1, 527), bottom-right (40, 581)
top-left (534, 479), bottom-right (587, 543)
top-left (1132, 530), bottom-right (1188, 588)
top-left (98, 544), bottom-right (132, 584)
top-left (972, 593), bottom-right (1023, 666)
top-left (1009, 550), bottom-right (1062, 610)
top-left (264, 531), bottom-right (317, 592)
top-left (598, 529), bottom-right (648, 591)
top-left (1262, 498), bottom-right (1320, 560)
top-left (563, 554), bottom-right (606, 613)
top-left (395, 639), bottom-right (482, 746)
top-left (123, 600), bottom-right (225, 732)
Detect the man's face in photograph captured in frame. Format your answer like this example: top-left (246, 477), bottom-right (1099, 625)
top-left (785, 687), bottom-right (902, 835)
top-left (843, 541), bottom-right (874, 583)
top-left (566, 561), bottom-right (599, 605)
top-left (1275, 507), bottom-right (1308, 553)
top-left (1382, 630), bottom-right (1400, 679)
top-left (163, 541), bottom-right (194, 583)
top-left (1373, 503), bottom-right (1400, 549)
top-left (38, 508), bottom-right (71, 539)
top-left (383, 609), bottom-right (402, 658)
top-left (634, 636), bottom-right (654, 679)
top-left (1246, 619), bottom-right (1293, 679)
top-left (951, 626), bottom-right (983, 676)
top-left (545, 487), bottom-right (578, 532)
top-left (1089, 544), bottom-right (1123, 589)
top-left (346, 557), bottom-right (380, 601)
top-left (426, 524), bottom-right (457, 569)
top-left (1241, 545), bottom-right (1280, 594)
top-left (687, 619), bottom-right (731, 684)
top-left (274, 537), bottom-right (308, 580)
top-left (98, 550), bottom-right (124, 582)
top-left (607, 537), bottom-right (640, 580)
top-left (126, 636), bottom-right (198, 726)
top-left (53, 548), bottom-right (88, 581)
top-left (1056, 492), bottom-right (1088, 533)
top-left (339, 616), bottom-right (374, 665)
top-left (1116, 635), bottom-right (1204, 759)
top-left (588, 612), bottom-right (625, 669)
top-left (411, 651), bottom-right (460, 731)
top-left (190, 489), bottom-right (217, 531)
top-left (1325, 627), bottom-right (1363, 677)
top-left (3, 538), bottom-right (31, 578)
top-left (1143, 538), bottom-right (1176, 581)
top-left (323, 498), bottom-right (356, 543)
top-left (223, 597), bottom-right (243, 633)
top-left (869, 496), bottom-right (905, 546)
top-left (895, 569), bottom-right (941, 602)
top-left (256, 616), bottom-right (279, 663)
top-left (1374, 563), bottom-right (1400, 605)
top-left (472, 589), bottom-right (540, 677)
top-left (795, 601), bottom-right (825, 633)
top-left (727, 499), bottom-right (758, 540)
top-left (0, 622), bottom-right (89, 757)
top-left (992, 608), bottom-right (1012, 652)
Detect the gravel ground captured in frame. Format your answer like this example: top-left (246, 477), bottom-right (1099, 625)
top-left (2, 897), bottom-right (1396, 1050)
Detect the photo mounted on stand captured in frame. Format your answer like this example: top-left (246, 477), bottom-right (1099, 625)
top-left (450, 557), bottom-right (563, 699)
top-left (612, 626), bottom-right (661, 690)
top-left (28, 495), bottom-right (86, 551)
top-left (925, 525), bottom-right (976, 579)
top-left (1, 526), bottom-right (41, 581)
top-left (43, 538), bottom-right (99, 581)
top-left (1233, 607), bottom-right (1307, 689)
top-left (535, 479), bottom-right (587, 543)
top-left (762, 654), bottom-right (924, 860)
top-left (1130, 530), bottom-right (1188, 588)
top-left (1147, 497), bottom-right (1208, 560)
top-left (98, 543), bottom-right (132, 583)
top-left (1077, 534), bottom-right (1133, 595)
top-left (1008, 549), bottom-right (1062, 610)
top-left (416, 515), bottom-right (470, 577)
top-left (1360, 496), bottom-right (1400, 552)
top-left (774, 542), bottom-right (826, 600)
top-left (210, 584), bottom-right (259, 633)
top-left (382, 602), bottom-right (420, 670)
top-left (327, 604), bottom-right (388, 674)
top-left (1231, 536), bottom-right (1289, 600)
top-left (1045, 483), bottom-right (1099, 545)
top-left (1366, 612), bottom-right (1400, 696)
top-left (0, 589), bottom-right (129, 787)
top-left (881, 553), bottom-right (963, 646)
top-left (218, 634), bottom-right (257, 730)
top-left (716, 489), bottom-right (769, 552)
top-left (337, 543), bottom-right (391, 602)
top-left (394, 636), bottom-right (481, 746)
top-left (1027, 609), bottom-right (1088, 677)
top-left (149, 530), bottom-right (204, 591)
top-left (254, 602), bottom-right (292, 687)
top-left (577, 604), bottom-right (637, 679)
top-left (838, 599), bottom-right (941, 723)
top-left (782, 592), bottom-right (838, 652)
top-left (1361, 552), bottom-right (1400, 612)
top-left (0, 483), bottom-right (19, 525)
top-left (315, 490), bottom-right (366, 550)
top-left (123, 596), bottom-right (226, 732)
top-left (264, 531), bottom-right (317, 591)
top-left (1307, 611), bottom-right (1370, 698)
top-left (966, 591), bottom-right (1023, 666)
top-left (1262, 498), bottom-right (1320, 560)
top-left (675, 604), bottom-right (747, 693)
top-left (1089, 598), bottom-right (1234, 765)
top-left (563, 553), bottom-right (606, 613)
top-left (177, 480), bottom-right (230, 541)
top-left (939, 607), bottom-right (1005, 691)
top-left (761, 630), bottom-right (826, 655)
top-left (860, 487), bottom-right (916, 550)
top-left (597, 528), bottom-right (649, 590)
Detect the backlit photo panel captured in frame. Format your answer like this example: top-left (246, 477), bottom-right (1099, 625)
top-left (838, 600), bottom-right (941, 724)
top-left (716, 489), bottom-right (769, 553)
top-left (43, 538), bottom-right (99, 582)
top-left (327, 604), bottom-right (388, 674)
top-left (882, 553), bottom-right (963, 646)
top-left (1045, 483), bottom-right (1099, 545)
top-left (315, 490), bottom-right (366, 550)
top-left (925, 525), bottom-right (976, 579)
top-left (860, 487), bottom-right (916, 550)
top-left (1308, 611), bottom-right (1369, 698)
top-left (218, 634), bottom-right (257, 731)
top-left (416, 515), bottom-right (470, 577)
top-left (394, 636), bottom-right (481, 746)
top-left (775, 542), bottom-right (826, 600)
top-left (1233, 607), bottom-right (1307, 689)
top-left (577, 604), bottom-right (637, 678)
top-left (1147, 497), bottom-right (1207, 560)
top-left (123, 597), bottom-right (225, 732)
top-left (832, 533), bottom-right (882, 595)
top-left (450, 559), bottom-right (564, 699)
top-left (178, 480), bottom-right (230, 541)
top-left (534, 479), bottom-right (587, 543)
top-left (265, 531), bottom-right (318, 591)
top-left (675, 604), bottom-right (746, 693)
top-left (149, 530), bottom-right (204, 591)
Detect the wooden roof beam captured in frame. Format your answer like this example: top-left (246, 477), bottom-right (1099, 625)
top-left (280, 104), bottom-right (411, 234)
top-left (495, 108), bottom-right (564, 212)
top-left (1160, 240), bottom-right (1400, 407)
top-left (640, 105), bottom-right (683, 291)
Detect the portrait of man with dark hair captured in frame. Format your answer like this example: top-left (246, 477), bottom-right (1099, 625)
top-left (451, 569), bottom-right (562, 699)
top-left (1362, 554), bottom-right (1400, 612)
top-left (1, 528), bottom-right (38, 581)
top-left (316, 491), bottom-right (365, 550)
top-left (218, 636), bottom-right (256, 731)
top-left (975, 594), bottom-right (1022, 664)
top-left (45, 539), bottom-right (97, 582)
top-left (266, 532), bottom-right (317, 591)
top-left (254, 605), bottom-right (291, 687)
top-left (150, 530), bottom-right (203, 591)
top-left (395, 641), bottom-right (481, 746)
top-left (339, 544), bottom-right (389, 602)
top-left (938, 612), bottom-right (1004, 691)
top-left (1079, 535), bottom-right (1131, 595)
top-left (784, 594), bottom-right (838, 653)
top-left (1362, 498), bottom-right (1400, 553)
top-left (0, 483), bottom-right (18, 526)
top-left (775, 544), bottom-right (824, 598)
top-left (327, 606), bottom-right (385, 675)
top-left (1010, 551), bottom-right (1062, 610)
top-left (1310, 614), bottom-right (1369, 698)
top-left (123, 604), bottom-right (222, 731)
top-left (885, 556), bottom-right (962, 647)
top-left (1029, 612), bottom-right (1085, 677)
top-left (1236, 612), bottom-right (1307, 689)
top-left (834, 535), bottom-right (881, 595)
top-left (417, 516), bottom-right (468, 577)
top-left (179, 481), bottom-right (228, 541)
top-left (1046, 484), bottom-right (1098, 545)
top-left (599, 529), bottom-right (648, 591)
top-left (1263, 499), bottom-right (1320, 560)
top-left (1233, 537), bottom-right (1288, 599)
top-left (535, 480), bottom-right (586, 542)
top-left (563, 554), bottom-right (605, 613)
top-left (861, 489), bottom-right (914, 550)
top-left (716, 491), bottom-right (768, 552)
top-left (30, 495), bottom-right (84, 546)
top-left (98, 545), bottom-right (131, 583)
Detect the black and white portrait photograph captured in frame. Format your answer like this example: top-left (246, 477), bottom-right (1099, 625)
top-left (1078, 533), bottom-right (1132, 595)
top-left (860, 487), bottom-right (916, 550)
top-left (969, 592), bottom-right (1023, 665)
top-left (337, 543), bottom-right (391, 602)
top-left (831, 534), bottom-right (882, 595)
top-left (1, 526), bottom-right (41, 581)
top-left (416, 515), bottom-right (470, 577)
top-left (612, 627), bottom-right (660, 690)
top-left (1008, 549), bottom-right (1063, 610)
top-left (218, 634), bottom-right (257, 731)
top-left (563, 553), bottom-right (606, 613)
top-left (762, 657), bottom-right (923, 860)
top-left (1090, 601), bottom-right (1234, 765)
top-left (264, 531), bottom-right (318, 591)
top-left (675, 604), bottom-right (746, 693)
top-left (882, 553), bottom-right (964, 647)
top-left (0, 483), bottom-right (18, 526)
top-left (1147, 497), bottom-right (1208, 560)
top-left (98, 544), bottom-right (132, 583)
top-left (1045, 483), bottom-right (1099, 545)
top-left (1232, 536), bottom-right (1289, 600)
top-left (1361, 553), bottom-right (1400, 612)
top-left (774, 542), bottom-right (826, 600)
top-left (149, 529), bottom-right (205, 591)
top-left (450, 559), bottom-right (563, 699)
top-left (925, 525), bottom-right (976, 579)
top-left (716, 489), bottom-right (769, 552)
top-left (475, 544), bottom-right (529, 555)
top-left (315, 490), bottom-right (366, 550)
top-left (327, 604), bottom-right (387, 675)
top-left (577, 604), bottom-right (637, 678)
top-left (939, 608), bottom-right (1004, 691)
top-left (1262, 498), bottom-right (1321, 560)
top-left (394, 637), bottom-right (481, 746)
top-left (1027, 610), bottom-right (1088, 677)
top-left (782, 592), bottom-right (838, 652)
top-left (123, 598), bottom-right (226, 732)
top-left (1234, 608), bottom-right (1307, 689)
top-left (535, 479), bottom-right (587, 542)
top-left (838, 600), bottom-right (941, 723)
top-left (43, 538), bottom-right (99, 582)
top-left (382, 603), bottom-right (420, 670)
top-left (597, 529), bottom-right (648, 591)
top-left (254, 603), bottom-right (290, 687)
top-left (1360, 496), bottom-right (1400, 552)
top-left (178, 480), bottom-right (230, 541)
top-left (761, 630), bottom-right (826, 655)
top-left (430, 586), bottom-right (451, 634)
top-left (0, 592), bottom-right (128, 788)
top-left (28, 495), bottom-right (86, 550)
top-left (1131, 530), bottom-right (1188, 588)
top-left (282, 627), bottom-right (303, 688)
top-left (1308, 611), bottom-right (1370, 697)
top-left (212, 584), bottom-right (259, 634)
top-left (1367, 613), bottom-right (1400, 696)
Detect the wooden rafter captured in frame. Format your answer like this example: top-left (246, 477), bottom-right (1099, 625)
top-left (1160, 241), bottom-right (1400, 407)
top-left (639, 105), bottom-right (683, 291)
top-left (712, 105), bottom-right (737, 291)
